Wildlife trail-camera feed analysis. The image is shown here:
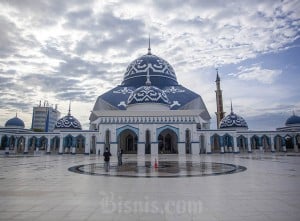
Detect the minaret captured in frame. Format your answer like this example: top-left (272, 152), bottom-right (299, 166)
top-left (215, 68), bottom-right (225, 128)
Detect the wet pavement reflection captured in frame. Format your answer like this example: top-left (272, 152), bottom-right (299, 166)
top-left (68, 160), bottom-right (246, 177)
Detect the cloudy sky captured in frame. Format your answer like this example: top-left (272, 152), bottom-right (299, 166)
top-left (0, 0), bottom-right (299, 130)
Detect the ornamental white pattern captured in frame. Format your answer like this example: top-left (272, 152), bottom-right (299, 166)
top-left (113, 87), bottom-right (133, 94)
top-left (164, 86), bottom-right (185, 94)
top-left (124, 54), bottom-right (177, 79)
top-left (220, 113), bottom-right (248, 129)
top-left (55, 115), bottom-right (82, 129)
top-left (127, 86), bottom-right (170, 105)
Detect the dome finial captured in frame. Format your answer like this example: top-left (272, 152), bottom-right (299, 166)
top-left (230, 99), bottom-right (233, 114)
top-left (16, 112), bottom-right (18, 118)
top-left (148, 35), bottom-right (151, 55)
top-left (145, 67), bottom-right (152, 86)
top-left (68, 101), bottom-right (71, 116)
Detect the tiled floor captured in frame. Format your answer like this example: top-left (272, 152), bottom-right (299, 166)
top-left (0, 153), bottom-right (299, 221)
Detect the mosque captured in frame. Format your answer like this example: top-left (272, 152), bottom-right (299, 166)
top-left (1, 44), bottom-right (300, 155)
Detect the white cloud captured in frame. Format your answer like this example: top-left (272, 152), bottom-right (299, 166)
top-left (231, 66), bottom-right (282, 84)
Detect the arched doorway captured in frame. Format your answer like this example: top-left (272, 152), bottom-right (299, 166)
top-left (251, 135), bottom-right (260, 150)
top-left (185, 129), bottom-right (191, 154)
top-left (105, 130), bottom-right (111, 151)
top-left (28, 137), bottom-right (37, 153)
top-left (91, 135), bottom-right (96, 154)
top-left (200, 135), bottom-right (206, 154)
top-left (17, 136), bottom-right (25, 153)
top-left (39, 136), bottom-right (48, 151)
top-left (1, 135), bottom-right (8, 150)
top-left (118, 129), bottom-right (138, 154)
top-left (145, 130), bottom-right (151, 154)
top-left (76, 135), bottom-right (85, 154)
top-left (285, 135), bottom-right (293, 151)
top-left (64, 135), bottom-right (73, 153)
top-left (274, 135), bottom-right (283, 152)
top-left (223, 134), bottom-right (233, 152)
top-left (296, 134), bottom-right (300, 151)
top-left (158, 129), bottom-right (178, 154)
top-left (9, 136), bottom-right (16, 150)
top-left (237, 135), bottom-right (247, 152)
top-left (51, 136), bottom-right (60, 154)
top-left (211, 134), bottom-right (221, 153)
top-left (261, 135), bottom-right (270, 151)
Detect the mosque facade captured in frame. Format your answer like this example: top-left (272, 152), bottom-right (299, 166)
top-left (1, 46), bottom-right (300, 155)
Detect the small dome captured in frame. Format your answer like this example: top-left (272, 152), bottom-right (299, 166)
top-left (5, 115), bottom-right (25, 128)
top-left (127, 85), bottom-right (170, 106)
top-left (122, 53), bottom-right (178, 87)
top-left (55, 114), bottom-right (82, 130)
top-left (285, 114), bottom-right (300, 125)
top-left (55, 104), bottom-right (82, 130)
top-left (220, 104), bottom-right (248, 130)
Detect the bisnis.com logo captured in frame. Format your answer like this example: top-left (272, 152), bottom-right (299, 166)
top-left (98, 192), bottom-right (203, 215)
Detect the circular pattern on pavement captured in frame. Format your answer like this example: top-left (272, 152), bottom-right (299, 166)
top-left (68, 161), bottom-right (246, 178)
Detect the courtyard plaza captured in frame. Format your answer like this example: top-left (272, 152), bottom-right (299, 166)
top-left (0, 152), bottom-right (299, 221)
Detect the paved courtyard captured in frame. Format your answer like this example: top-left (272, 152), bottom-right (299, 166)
top-left (0, 153), bottom-right (299, 221)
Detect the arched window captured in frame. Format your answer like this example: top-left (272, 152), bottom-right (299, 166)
top-left (145, 130), bottom-right (151, 154)
top-left (185, 129), bottom-right (191, 154)
top-left (105, 130), bottom-right (110, 150)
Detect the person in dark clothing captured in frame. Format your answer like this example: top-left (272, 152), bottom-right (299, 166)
top-left (103, 148), bottom-right (112, 172)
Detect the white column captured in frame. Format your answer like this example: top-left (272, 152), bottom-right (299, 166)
top-left (46, 137), bottom-right (51, 154)
top-left (14, 138), bottom-right (18, 154)
top-left (221, 146), bottom-right (225, 153)
top-left (206, 134), bottom-right (212, 153)
top-left (59, 135), bottom-right (63, 154)
top-left (178, 143), bottom-right (185, 155)
top-left (85, 134), bottom-right (90, 155)
top-left (5, 136), bottom-right (9, 154)
top-left (138, 143), bottom-right (144, 155)
top-left (233, 135), bottom-right (239, 153)
top-left (151, 143), bottom-right (158, 155)
top-left (283, 145), bottom-right (287, 152)
top-left (110, 143), bottom-right (118, 156)
top-left (96, 143), bottom-right (102, 155)
top-left (191, 143), bottom-right (199, 155)
top-left (294, 136), bottom-right (299, 152)
top-left (24, 137), bottom-right (29, 154)
top-left (270, 135), bottom-right (275, 152)
top-left (247, 136), bottom-right (251, 153)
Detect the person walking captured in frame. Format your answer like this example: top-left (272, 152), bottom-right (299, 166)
top-left (117, 148), bottom-right (123, 166)
top-left (103, 147), bottom-right (112, 172)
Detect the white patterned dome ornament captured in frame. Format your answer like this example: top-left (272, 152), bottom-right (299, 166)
top-left (219, 102), bottom-right (248, 129)
top-left (122, 38), bottom-right (178, 87)
top-left (127, 68), bottom-right (170, 106)
top-left (55, 102), bottom-right (82, 130)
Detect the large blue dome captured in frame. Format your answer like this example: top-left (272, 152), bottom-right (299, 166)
top-left (220, 112), bottom-right (248, 129)
top-left (5, 116), bottom-right (25, 128)
top-left (127, 85), bottom-right (170, 106)
top-left (55, 114), bottom-right (82, 130)
top-left (285, 114), bottom-right (300, 125)
top-left (122, 53), bottom-right (178, 87)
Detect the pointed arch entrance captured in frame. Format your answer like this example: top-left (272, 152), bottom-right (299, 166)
top-left (158, 129), bottom-right (178, 154)
top-left (118, 129), bottom-right (138, 154)
top-left (211, 134), bottom-right (221, 153)
top-left (51, 136), bottom-right (60, 153)
top-left (237, 135), bottom-right (247, 152)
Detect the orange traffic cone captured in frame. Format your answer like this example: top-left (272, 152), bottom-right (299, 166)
top-left (154, 158), bottom-right (158, 169)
